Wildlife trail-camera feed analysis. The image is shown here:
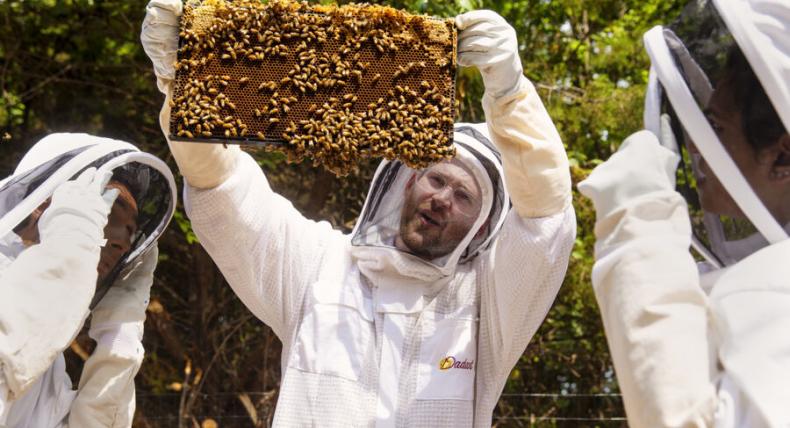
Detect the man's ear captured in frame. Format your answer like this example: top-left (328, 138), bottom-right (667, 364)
top-left (473, 217), bottom-right (491, 240)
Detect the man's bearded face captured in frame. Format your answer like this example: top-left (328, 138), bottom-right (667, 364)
top-left (396, 161), bottom-right (483, 260)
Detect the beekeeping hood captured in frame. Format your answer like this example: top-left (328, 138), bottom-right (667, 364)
top-left (642, 0), bottom-right (790, 268)
top-left (0, 133), bottom-right (176, 307)
top-left (350, 123), bottom-right (509, 284)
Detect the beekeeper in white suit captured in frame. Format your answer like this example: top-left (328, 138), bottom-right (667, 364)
top-left (143, 1), bottom-right (576, 426)
top-left (578, 0), bottom-right (790, 426)
top-left (0, 134), bottom-right (176, 427)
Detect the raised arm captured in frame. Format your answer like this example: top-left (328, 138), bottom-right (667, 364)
top-left (66, 246), bottom-right (157, 427)
top-left (184, 153), bottom-right (341, 340)
top-left (0, 169), bottom-right (117, 421)
top-left (456, 10), bottom-right (576, 369)
top-left (141, 0), bottom-right (341, 339)
top-left (578, 131), bottom-right (717, 427)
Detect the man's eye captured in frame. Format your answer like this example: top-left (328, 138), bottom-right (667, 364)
top-left (707, 116), bottom-right (724, 134)
top-left (455, 191), bottom-right (471, 203)
top-left (428, 174), bottom-right (445, 188)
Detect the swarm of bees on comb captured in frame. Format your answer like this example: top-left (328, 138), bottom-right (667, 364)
top-left (170, 0), bottom-right (458, 175)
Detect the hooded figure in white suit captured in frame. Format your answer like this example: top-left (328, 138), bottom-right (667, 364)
top-left (0, 134), bottom-right (176, 427)
top-left (142, 1), bottom-right (576, 426)
top-left (578, 0), bottom-right (790, 426)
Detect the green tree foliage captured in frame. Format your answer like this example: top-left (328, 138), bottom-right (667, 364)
top-left (0, 0), bottom-right (685, 426)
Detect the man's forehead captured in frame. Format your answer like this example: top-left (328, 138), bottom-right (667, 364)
top-left (427, 160), bottom-right (479, 189)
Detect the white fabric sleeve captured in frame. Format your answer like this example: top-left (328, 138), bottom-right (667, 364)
top-left (481, 206), bottom-right (575, 372)
top-left (184, 152), bottom-right (342, 339)
top-left (588, 190), bottom-right (718, 428)
top-left (0, 375), bottom-right (8, 425)
top-left (478, 73), bottom-right (575, 370)
top-left (481, 75), bottom-right (572, 218)
top-left (65, 246), bottom-right (155, 428)
top-left (0, 234), bottom-right (99, 399)
top-left (65, 323), bottom-right (143, 428)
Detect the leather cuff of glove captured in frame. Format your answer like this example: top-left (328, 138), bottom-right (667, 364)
top-left (174, 142), bottom-right (242, 189)
top-left (483, 74), bottom-right (528, 104)
top-left (90, 322), bottom-right (144, 358)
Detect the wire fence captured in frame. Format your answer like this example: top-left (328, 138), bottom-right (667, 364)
top-left (135, 392), bottom-right (627, 427)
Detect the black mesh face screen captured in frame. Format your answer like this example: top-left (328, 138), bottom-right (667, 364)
top-left (89, 161), bottom-right (173, 309)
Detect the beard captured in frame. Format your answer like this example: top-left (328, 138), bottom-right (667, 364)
top-left (397, 196), bottom-right (471, 260)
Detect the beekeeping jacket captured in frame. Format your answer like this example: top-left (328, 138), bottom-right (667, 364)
top-left (578, 0), bottom-right (790, 426)
top-left (184, 74), bottom-right (575, 428)
top-left (0, 133), bottom-right (176, 427)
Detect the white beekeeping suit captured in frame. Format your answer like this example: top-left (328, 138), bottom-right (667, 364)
top-left (0, 134), bottom-right (176, 427)
top-left (579, 0), bottom-right (790, 426)
top-left (142, 2), bottom-right (576, 426)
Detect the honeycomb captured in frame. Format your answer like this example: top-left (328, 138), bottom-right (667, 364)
top-left (171, 0), bottom-right (457, 175)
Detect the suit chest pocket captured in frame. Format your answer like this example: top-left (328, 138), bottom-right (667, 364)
top-left (416, 314), bottom-right (478, 401)
top-left (289, 281), bottom-right (374, 382)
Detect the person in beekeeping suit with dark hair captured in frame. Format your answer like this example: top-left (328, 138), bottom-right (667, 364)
top-left (0, 134), bottom-right (176, 427)
top-left (142, 1), bottom-right (576, 426)
top-left (578, 0), bottom-right (790, 426)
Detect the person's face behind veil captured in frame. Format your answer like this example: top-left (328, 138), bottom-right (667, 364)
top-left (98, 181), bottom-right (139, 282)
top-left (691, 53), bottom-right (790, 227)
top-left (395, 160), bottom-right (485, 260)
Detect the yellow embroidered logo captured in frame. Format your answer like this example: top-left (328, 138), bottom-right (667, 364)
top-left (438, 356), bottom-right (474, 371)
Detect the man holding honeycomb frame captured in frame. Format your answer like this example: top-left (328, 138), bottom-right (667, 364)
top-left (143, 1), bottom-right (575, 426)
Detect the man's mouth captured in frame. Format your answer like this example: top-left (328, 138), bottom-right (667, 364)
top-left (418, 210), bottom-right (441, 227)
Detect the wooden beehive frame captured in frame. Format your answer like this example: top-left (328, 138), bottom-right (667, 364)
top-left (170, 0), bottom-right (457, 174)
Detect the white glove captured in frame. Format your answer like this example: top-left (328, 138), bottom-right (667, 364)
top-left (89, 245), bottom-right (158, 350)
top-left (141, 0), bottom-right (240, 189)
top-left (578, 130), bottom-right (679, 221)
top-left (456, 10), bottom-right (523, 98)
top-left (140, 0), bottom-right (181, 93)
top-left (38, 167), bottom-right (119, 246)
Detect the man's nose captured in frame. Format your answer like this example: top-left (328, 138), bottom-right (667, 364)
top-left (431, 187), bottom-right (452, 210)
top-left (104, 226), bottom-right (132, 254)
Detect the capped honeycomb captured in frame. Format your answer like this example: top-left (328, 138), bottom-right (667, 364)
top-left (171, 0), bottom-right (457, 175)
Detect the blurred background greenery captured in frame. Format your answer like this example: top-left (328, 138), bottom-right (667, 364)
top-left (0, 0), bottom-right (685, 426)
